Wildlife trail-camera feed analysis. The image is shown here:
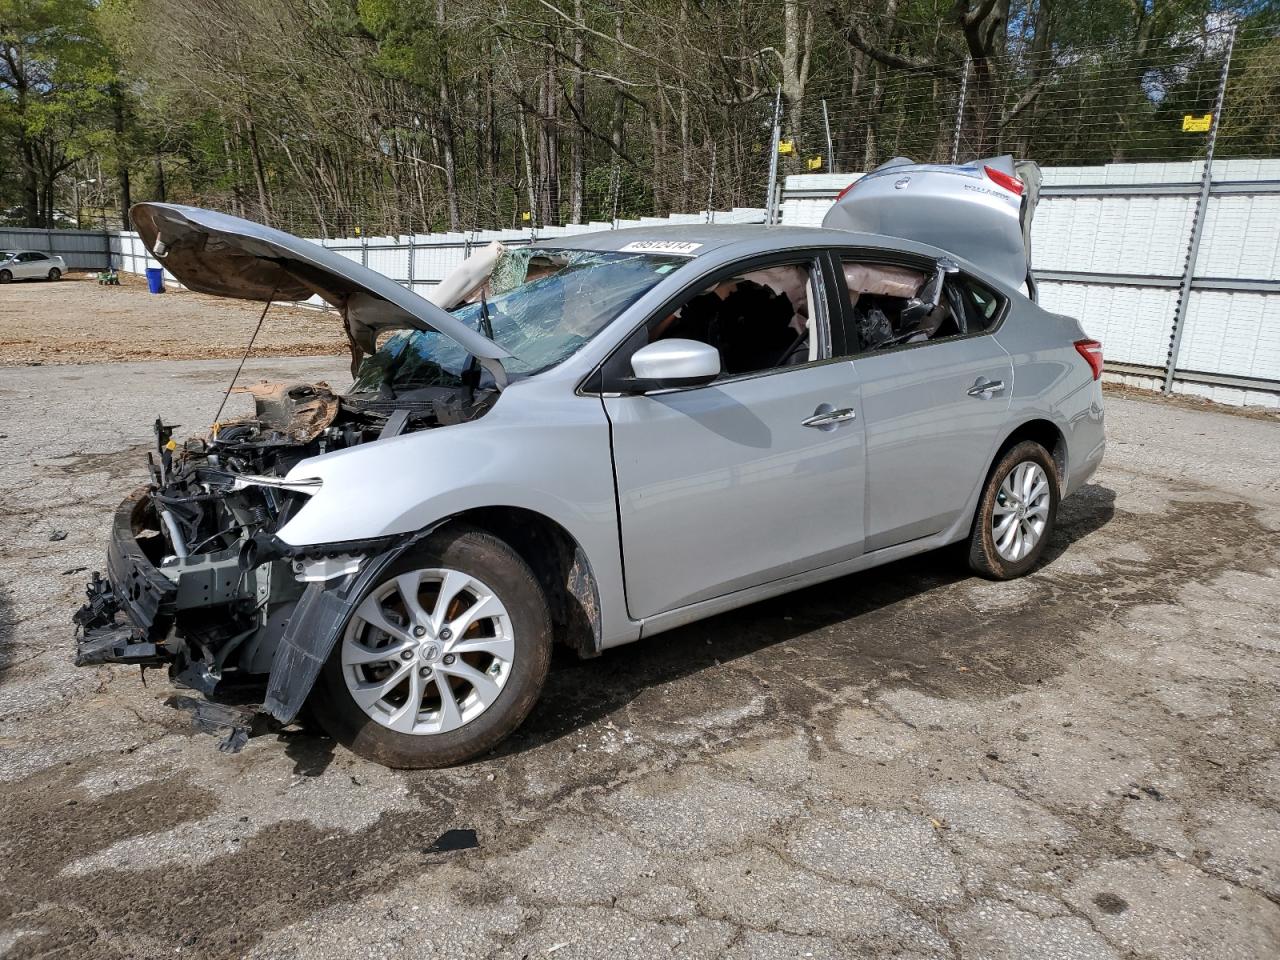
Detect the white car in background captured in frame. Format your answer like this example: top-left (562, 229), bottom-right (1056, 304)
top-left (0, 249), bottom-right (66, 282)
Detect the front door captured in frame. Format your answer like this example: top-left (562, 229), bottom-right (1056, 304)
top-left (604, 363), bottom-right (865, 619)
top-left (601, 252), bottom-right (865, 621)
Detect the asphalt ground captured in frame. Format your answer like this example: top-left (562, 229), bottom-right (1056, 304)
top-left (1, 357), bottom-right (1278, 959)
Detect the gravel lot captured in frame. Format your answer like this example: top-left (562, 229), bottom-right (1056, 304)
top-left (1, 354), bottom-right (1278, 960)
top-left (0, 274), bottom-right (345, 366)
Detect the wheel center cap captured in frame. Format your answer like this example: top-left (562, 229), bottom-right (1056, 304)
top-left (420, 642), bottom-right (441, 662)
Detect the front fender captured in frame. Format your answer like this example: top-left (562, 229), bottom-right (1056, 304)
top-left (272, 383), bottom-right (635, 649)
top-left (277, 393), bottom-right (615, 548)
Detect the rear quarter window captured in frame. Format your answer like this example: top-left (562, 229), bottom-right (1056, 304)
top-left (956, 276), bottom-right (1004, 331)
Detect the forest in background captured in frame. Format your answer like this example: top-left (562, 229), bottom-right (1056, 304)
top-left (2, 0), bottom-right (1278, 237)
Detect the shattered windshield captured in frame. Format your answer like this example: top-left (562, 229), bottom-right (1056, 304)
top-left (351, 248), bottom-right (682, 392)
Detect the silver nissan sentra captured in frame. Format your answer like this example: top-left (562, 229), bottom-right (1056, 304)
top-left (74, 156), bottom-right (1105, 767)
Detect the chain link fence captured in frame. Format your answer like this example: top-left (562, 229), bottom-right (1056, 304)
top-left (171, 21), bottom-right (1278, 240)
top-left (763, 21), bottom-right (1278, 188)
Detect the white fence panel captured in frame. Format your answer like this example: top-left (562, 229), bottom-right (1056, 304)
top-left (1036, 283), bottom-right (1181, 368)
top-left (1179, 291), bottom-right (1280, 382)
top-left (1033, 195), bottom-right (1197, 277)
top-left (1198, 195), bottom-right (1280, 281)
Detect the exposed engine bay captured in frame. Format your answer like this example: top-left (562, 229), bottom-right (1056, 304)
top-left (73, 377), bottom-right (493, 702)
top-left (71, 204), bottom-right (669, 751)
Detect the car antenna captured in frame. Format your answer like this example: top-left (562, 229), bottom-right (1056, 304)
top-left (211, 282), bottom-right (280, 430)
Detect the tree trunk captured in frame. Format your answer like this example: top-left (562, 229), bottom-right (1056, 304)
top-left (519, 110), bottom-right (539, 227)
top-left (611, 8), bottom-right (626, 157)
top-left (650, 97), bottom-right (663, 216)
top-left (20, 139), bottom-right (39, 227)
top-left (862, 0), bottom-right (899, 169)
top-left (110, 82), bottom-right (133, 229)
top-left (677, 0), bottom-right (691, 211)
top-left (957, 0), bottom-right (1011, 156)
top-left (569, 0), bottom-right (586, 224)
top-left (780, 0), bottom-right (812, 173)
top-left (436, 0), bottom-right (461, 229)
top-left (244, 115), bottom-right (272, 225)
top-left (221, 128), bottom-right (240, 216)
top-left (538, 34), bottom-right (561, 224)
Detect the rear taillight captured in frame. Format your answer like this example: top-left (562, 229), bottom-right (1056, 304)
top-left (1074, 339), bottom-right (1103, 380)
top-left (984, 165), bottom-right (1024, 196)
top-left (833, 178), bottom-right (861, 202)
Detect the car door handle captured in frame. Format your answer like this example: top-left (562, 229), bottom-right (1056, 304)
top-left (967, 379), bottom-right (1005, 398)
top-left (802, 407), bottom-right (857, 428)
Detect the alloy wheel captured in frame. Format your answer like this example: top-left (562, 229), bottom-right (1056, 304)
top-left (341, 567), bottom-right (515, 735)
top-left (992, 461), bottom-right (1050, 562)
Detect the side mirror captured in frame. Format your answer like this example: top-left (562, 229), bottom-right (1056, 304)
top-left (624, 339), bottom-right (721, 394)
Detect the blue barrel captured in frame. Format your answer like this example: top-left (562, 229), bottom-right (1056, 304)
top-left (145, 267), bottom-right (165, 294)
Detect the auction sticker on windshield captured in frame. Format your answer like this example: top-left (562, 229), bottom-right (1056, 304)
top-left (618, 240), bottom-right (704, 255)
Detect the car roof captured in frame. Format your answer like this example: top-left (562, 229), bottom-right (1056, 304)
top-left (533, 222), bottom-right (960, 268)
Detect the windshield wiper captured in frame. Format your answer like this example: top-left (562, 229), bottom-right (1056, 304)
top-left (461, 293), bottom-right (497, 394)
top-left (478, 291), bottom-right (496, 341)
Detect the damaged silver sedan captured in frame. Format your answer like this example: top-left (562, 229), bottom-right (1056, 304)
top-left (75, 158), bottom-right (1105, 768)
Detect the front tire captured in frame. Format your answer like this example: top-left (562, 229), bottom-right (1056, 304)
top-left (967, 440), bottom-right (1059, 580)
top-left (48, 267), bottom-right (61, 281)
top-left (0, 270), bottom-right (11, 283)
top-left (309, 525), bottom-right (552, 768)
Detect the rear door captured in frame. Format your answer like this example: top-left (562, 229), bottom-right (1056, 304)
top-left (836, 256), bottom-right (1013, 552)
top-left (600, 252), bottom-right (866, 620)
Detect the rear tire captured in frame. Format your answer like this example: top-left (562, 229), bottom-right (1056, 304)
top-left (967, 440), bottom-right (1059, 580)
top-left (48, 268), bottom-right (61, 281)
top-left (309, 524), bottom-right (552, 768)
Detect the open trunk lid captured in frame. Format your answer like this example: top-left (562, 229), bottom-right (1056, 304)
top-left (821, 155), bottom-right (1040, 293)
top-left (130, 203), bottom-right (510, 379)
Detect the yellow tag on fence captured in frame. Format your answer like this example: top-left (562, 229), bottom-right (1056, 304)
top-left (1182, 114), bottom-right (1212, 132)
top-left (521, 211), bottom-right (531, 222)
top-left (807, 156), bottom-right (824, 170)
top-left (777, 140), bottom-right (795, 155)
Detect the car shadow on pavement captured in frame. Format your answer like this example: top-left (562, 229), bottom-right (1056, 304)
top-left (279, 727), bottom-right (338, 778)
top-left (492, 482), bottom-right (1118, 762)
top-left (261, 483), bottom-right (1116, 766)
top-left (0, 583), bottom-right (17, 689)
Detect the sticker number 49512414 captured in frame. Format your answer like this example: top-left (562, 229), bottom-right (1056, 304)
top-left (617, 240), bottom-right (704, 255)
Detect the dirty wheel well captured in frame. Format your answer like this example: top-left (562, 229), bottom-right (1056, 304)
top-left (996, 419), bottom-right (1067, 485)
top-left (444, 507), bottom-right (602, 659)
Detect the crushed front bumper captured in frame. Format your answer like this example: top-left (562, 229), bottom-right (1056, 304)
top-left (73, 487), bottom-right (177, 666)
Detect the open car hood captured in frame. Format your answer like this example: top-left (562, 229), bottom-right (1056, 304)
top-left (131, 203), bottom-right (509, 380)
